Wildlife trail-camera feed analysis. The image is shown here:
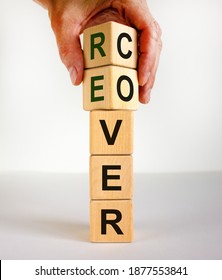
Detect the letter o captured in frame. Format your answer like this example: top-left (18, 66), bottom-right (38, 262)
top-left (117, 75), bottom-right (134, 102)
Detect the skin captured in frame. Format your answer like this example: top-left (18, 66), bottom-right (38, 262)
top-left (35, 0), bottom-right (162, 104)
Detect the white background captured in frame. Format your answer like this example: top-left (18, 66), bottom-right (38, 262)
top-left (0, 0), bottom-right (222, 173)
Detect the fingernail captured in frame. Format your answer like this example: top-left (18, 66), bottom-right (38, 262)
top-left (69, 67), bottom-right (77, 85)
top-left (144, 89), bottom-right (151, 104)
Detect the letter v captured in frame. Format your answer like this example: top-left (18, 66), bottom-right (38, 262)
top-left (99, 120), bottom-right (122, 145)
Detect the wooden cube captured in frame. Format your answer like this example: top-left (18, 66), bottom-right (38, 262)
top-left (90, 199), bottom-right (133, 242)
top-left (90, 110), bottom-right (133, 155)
top-left (83, 21), bottom-right (137, 69)
top-left (90, 155), bottom-right (133, 200)
top-left (83, 65), bottom-right (138, 111)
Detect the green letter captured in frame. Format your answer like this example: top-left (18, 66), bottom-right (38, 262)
top-left (91, 32), bottom-right (106, 59)
top-left (91, 76), bottom-right (104, 102)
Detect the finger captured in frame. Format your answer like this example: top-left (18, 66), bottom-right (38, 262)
top-left (138, 20), bottom-right (162, 103)
top-left (139, 51), bottom-right (161, 104)
top-left (58, 33), bottom-right (84, 86)
top-left (139, 82), bottom-right (151, 104)
top-left (146, 44), bottom-right (162, 90)
top-left (138, 29), bottom-right (155, 87)
top-left (138, 19), bottom-right (162, 86)
top-left (52, 22), bottom-right (84, 86)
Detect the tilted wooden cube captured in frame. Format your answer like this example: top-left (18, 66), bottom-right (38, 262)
top-left (83, 21), bottom-right (137, 69)
top-left (90, 199), bottom-right (133, 242)
top-left (83, 65), bottom-right (138, 111)
top-left (90, 155), bottom-right (133, 200)
top-left (90, 110), bottom-right (134, 155)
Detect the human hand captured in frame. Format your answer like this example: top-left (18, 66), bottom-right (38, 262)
top-left (36, 0), bottom-right (162, 104)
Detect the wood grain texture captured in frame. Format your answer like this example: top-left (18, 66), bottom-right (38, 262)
top-left (83, 65), bottom-right (138, 111)
top-left (90, 110), bottom-right (134, 155)
top-left (83, 21), bottom-right (137, 69)
top-left (90, 199), bottom-right (133, 242)
top-left (90, 155), bottom-right (133, 199)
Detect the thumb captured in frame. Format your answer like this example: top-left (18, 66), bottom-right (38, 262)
top-left (54, 24), bottom-right (84, 86)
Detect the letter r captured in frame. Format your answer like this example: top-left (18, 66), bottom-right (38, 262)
top-left (101, 209), bottom-right (123, 235)
top-left (91, 32), bottom-right (106, 59)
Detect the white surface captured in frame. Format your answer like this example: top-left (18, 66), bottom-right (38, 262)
top-left (0, 1), bottom-right (222, 173)
top-left (0, 172), bottom-right (221, 260)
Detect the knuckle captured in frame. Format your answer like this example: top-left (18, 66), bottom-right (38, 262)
top-left (153, 19), bottom-right (162, 37)
top-left (150, 18), bottom-right (162, 41)
top-left (158, 39), bottom-right (163, 51)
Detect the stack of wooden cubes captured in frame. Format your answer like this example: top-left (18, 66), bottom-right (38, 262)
top-left (83, 21), bottom-right (138, 242)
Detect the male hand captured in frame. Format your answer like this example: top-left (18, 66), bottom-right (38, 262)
top-left (36, 0), bottom-right (162, 104)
